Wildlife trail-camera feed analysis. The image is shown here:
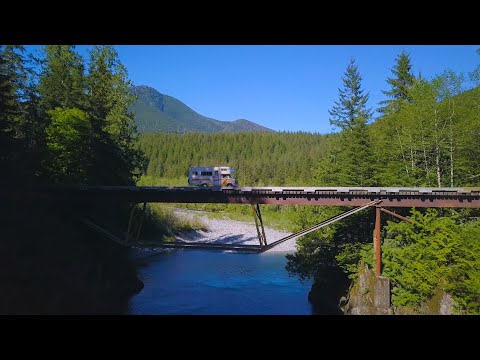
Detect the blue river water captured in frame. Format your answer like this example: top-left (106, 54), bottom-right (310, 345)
top-left (127, 249), bottom-right (313, 315)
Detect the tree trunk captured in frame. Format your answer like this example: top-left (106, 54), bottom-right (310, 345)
top-left (396, 127), bottom-right (409, 176)
top-left (434, 109), bottom-right (441, 188)
top-left (450, 146), bottom-right (454, 188)
top-left (422, 135), bottom-right (429, 180)
top-left (408, 133), bottom-right (415, 174)
top-left (449, 101), bottom-right (455, 188)
top-left (436, 148), bottom-right (442, 188)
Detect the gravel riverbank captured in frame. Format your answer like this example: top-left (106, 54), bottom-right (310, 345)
top-left (172, 208), bottom-right (298, 252)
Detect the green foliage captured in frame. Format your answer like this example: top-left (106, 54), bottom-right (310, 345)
top-left (447, 220), bottom-right (480, 314)
top-left (142, 203), bottom-right (209, 242)
top-left (335, 242), bottom-right (367, 277)
top-left (432, 69), bottom-right (465, 101)
top-left (328, 57), bottom-right (372, 131)
top-left (130, 85), bottom-right (273, 133)
top-left (86, 46), bottom-right (146, 186)
top-left (38, 45), bottom-right (87, 112)
top-left (324, 209), bottom-right (377, 279)
top-left (137, 175), bottom-right (186, 187)
top-left (335, 122), bottom-right (375, 186)
top-left (285, 204), bottom-right (376, 284)
top-left (380, 209), bottom-right (461, 307)
top-left (45, 107), bottom-right (91, 183)
top-left (0, 45), bottom-right (23, 183)
top-left (286, 206), bottom-right (367, 282)
top-left (353, 208), bottom-right (480, 313)
top-left (137, 131), bottom-right (330, 186)
top-left (370, 81), bottom-right (480, 188)
top-left (309, 51), bottom-right (480, 312)
top-left (368, 112), bottom-right (416, 187)
top-left (286, 231), bottom-right (337, 283)
top-left (0, 45), bottom-right (46, 184)
top-left (378, 50), bottom-right (415, 114)
top-left (26, 45), bottom-right (146, 187)
top-left (312, 134), bottom-right (342, 186)
top-left (322, 58), bottom-right (375, 186)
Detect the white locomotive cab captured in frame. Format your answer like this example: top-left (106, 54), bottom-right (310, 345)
top-left (188, 166), bottom-right (238, 188)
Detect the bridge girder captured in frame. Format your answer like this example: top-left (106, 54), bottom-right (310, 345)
top-left (3, 186), bottom-right (480, 208)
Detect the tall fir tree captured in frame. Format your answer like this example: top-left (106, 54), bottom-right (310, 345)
top-left (37, 45), bottom-right (90, 183)
top-left (87, 45), bottom-right (144, 185)
top-left (337, 121), bottom-right (375, 186)
top-left (378, 50), bottom-right (415, 114)
top-left (0, 45), bottom-right (28, 184)
top-left (329, 58), bottom-right (372, 131)
top-left (38, 45), bottom-right (87, 112)
top-left (327, 58), bottom-right (375, 186)
top-left (16, 50), bottom-right (48, 182)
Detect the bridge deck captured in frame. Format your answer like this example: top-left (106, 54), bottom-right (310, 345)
top-left (6, 186), bottom-right (480, 208)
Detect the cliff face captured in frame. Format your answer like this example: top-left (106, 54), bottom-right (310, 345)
top-left (393, 288), bottom-right (453, 315)
top-left (343, 264), bottom-right (453, 315)
top-left (343, 264), bottom-right (393, 315)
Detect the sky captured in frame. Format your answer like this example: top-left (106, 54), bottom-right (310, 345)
top-left (28, 45), bottom-right (480, 134)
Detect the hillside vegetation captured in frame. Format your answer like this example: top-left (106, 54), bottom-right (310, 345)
top-left (131, 85), bottom-right (273, 133)
top-left (138, 131), bottom-right (330, 186)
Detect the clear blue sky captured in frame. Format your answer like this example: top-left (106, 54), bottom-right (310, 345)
top-left (28, 45), bottom-right (480, 134)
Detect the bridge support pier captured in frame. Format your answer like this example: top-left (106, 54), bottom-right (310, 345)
top-left (126, 202), bottom-right (147, 245)
top-left (251, 204), bottom-right (267, 247)
top-left (373, 206), bottom-right (415, 276)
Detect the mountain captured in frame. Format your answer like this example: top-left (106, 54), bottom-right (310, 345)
top-left (130, 85), bottom-right (273, 133)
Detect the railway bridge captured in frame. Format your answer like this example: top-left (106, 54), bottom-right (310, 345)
top-left (6, 185), bottom-right (480, 276)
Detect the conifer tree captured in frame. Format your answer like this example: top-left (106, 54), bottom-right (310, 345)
top-left (329, 58), bottom-right (372, 131)
top-left (378, 50), bottom-right (415, 114)
top-left (38, 45), bottom-right (87, 112)
top-left (87, 45), bottom-right (144, 185)
top-left (0, 45), bottom-right (27, 184)
top-left (37, 46), bottom-right (89, 183)
top-left (327, 58), bottom-right (375, 186)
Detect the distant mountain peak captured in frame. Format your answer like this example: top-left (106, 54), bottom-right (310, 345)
top-left (130, 85), bottom-right (274, 134)
top-left (232, 119), bottom-right (258, 125)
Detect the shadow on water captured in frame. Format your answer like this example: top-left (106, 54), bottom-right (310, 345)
top-left (308, 266), bottom-right (351, 315)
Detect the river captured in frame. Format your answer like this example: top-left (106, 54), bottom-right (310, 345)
top-left (126, 249), bottom-right (313, 315)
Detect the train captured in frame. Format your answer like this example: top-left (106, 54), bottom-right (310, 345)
top-left (187, 166), bottom-right (238, 188)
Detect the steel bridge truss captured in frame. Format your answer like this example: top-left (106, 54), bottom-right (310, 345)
top-left (4, 186), bottom-right (480, 274)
